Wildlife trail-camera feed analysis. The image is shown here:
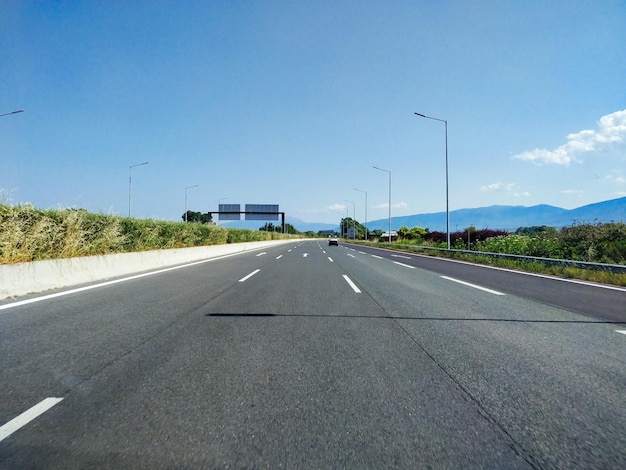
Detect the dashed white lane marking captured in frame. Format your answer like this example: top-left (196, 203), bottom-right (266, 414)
top-left (347, 254), bottom-right (356, 258)
top-left (391, 254), bottom-right (412, 259)
top-left (328, 257), bottom-right (334, 263)
top-left (256, 252), bottom-right (266, 257)
top-left (441, 276), bottom-right (506, 296)
top-left (343, 275), bottom-right (362, 293)
top-left (238, 269), bottom-right (261, 282)
top-left (358, 251), bottom-right (366, 255)
top-left (0, 251), bottom-right (257, 313)
top-left (0, 397), bottom-right (64, 442)
top-left (616, 330), bottom-right (626, 336)
top-left (276, 255), bottom-right (283, 259)
top-left (393, 261), bottom-right (416, 269)
top-left (371, 255), bottom-right (383, 259)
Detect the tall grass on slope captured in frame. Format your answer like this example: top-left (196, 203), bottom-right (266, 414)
top-left (0, 204), bottom-right (125, 263)
top-left (0, 204), bottom-right (231, 264)
top-left (1, 204), bottom-right (297, 264)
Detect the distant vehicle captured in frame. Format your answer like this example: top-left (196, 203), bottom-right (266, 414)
top-left (328, 237), bottom-right (338, 246)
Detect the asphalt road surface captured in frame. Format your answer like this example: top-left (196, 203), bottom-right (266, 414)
top-left (1, 240), bottom-right (625, 468)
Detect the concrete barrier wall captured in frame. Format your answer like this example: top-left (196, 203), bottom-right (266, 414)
top-left (0, 239), bottom-right (298, 299)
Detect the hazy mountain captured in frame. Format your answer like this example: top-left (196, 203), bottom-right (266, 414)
top-left (365, 196), bottom-right (626, 232)
top-left (221, 197), bottom-right (626, 233)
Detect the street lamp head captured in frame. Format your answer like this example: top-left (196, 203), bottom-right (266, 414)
top-left (414, 112), bottom-right (426, 118)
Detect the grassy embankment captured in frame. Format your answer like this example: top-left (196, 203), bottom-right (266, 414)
top-left (349, 240), bottom-right (626, 287)
top-left (0, 204), bottom-right (297, 264)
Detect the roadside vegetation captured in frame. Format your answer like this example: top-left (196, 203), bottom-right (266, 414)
top-left (338, 217), bottom-right (626, 286)
top-left (0, 203), bottom-right (298, 264)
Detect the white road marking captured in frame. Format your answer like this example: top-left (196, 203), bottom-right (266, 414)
top-left (256, 252), bottom-right (266, 257)
top-left (616, 330), bottom-right (626, 336)
top-left (0, 397), bottom-right (64, 442)
top-left (328, 257), bottom-right (334, 263)
top-left (303, 253), bottom-right (309, 257)
top-left (0, 251), bottom-right (256, 313)
top-left (347, 254), bottom-right (356, 258)
top-left (393, 261), bottom-right (416, 269)
top-left (288, 249), bottom-right (292, 252)
top-left (343, 275), bottom-right (362, 293)
top-left (276, 255), bottom-right (283, 259)
top-left (358, 251), bottom-right (366, 254)
top-left (391, 254), bottom-right (411, 259)
top-left (371, 255), bottom-right (383, 259)
top-left (441, 276), bottom-right (505, 295)
top-left (238, 269), bottom-right (261, 282)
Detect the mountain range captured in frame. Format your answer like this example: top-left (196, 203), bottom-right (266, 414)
top-left (286, 196), bottom-right (626, 233)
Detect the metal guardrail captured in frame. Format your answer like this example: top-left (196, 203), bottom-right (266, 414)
top-left (366, 242), bottom-right (626, 275)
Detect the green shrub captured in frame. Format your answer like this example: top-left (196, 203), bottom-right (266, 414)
top-left (0, 203), bottom-right (296, 264)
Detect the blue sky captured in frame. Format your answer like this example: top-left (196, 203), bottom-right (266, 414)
top-left (2, 1), bottom-right (625, 227)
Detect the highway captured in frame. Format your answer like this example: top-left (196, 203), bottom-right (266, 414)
top-left (1, 240), bottom-right (625, 468)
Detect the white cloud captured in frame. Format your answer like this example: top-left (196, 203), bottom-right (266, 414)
top-left (373, 201), bottom-right (408, 210)
top-left (512, 109), bottom-right (626, 166)
top-left (606, 171), bottom-right (626, 185)
top-left (327, 203), bottom-right (346, 212)
top-left (480, 182), bottom-right (530, 197)
top-left (561, 189), bottom-right (584, 196)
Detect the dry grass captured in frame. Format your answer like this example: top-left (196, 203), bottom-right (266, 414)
top-left (0, 203), bottom-right (296, 264)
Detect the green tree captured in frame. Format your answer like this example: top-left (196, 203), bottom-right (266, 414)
top-left (182, 211), bottom-right (212, 223)
top-left (340, 217), bottom-right (367, 239)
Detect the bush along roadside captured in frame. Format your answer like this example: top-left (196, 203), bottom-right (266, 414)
top-left (0, 204), bottom-right (297, 264)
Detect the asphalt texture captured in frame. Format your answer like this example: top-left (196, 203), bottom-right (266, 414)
top-left (1, 240), bottom-right (625, 468)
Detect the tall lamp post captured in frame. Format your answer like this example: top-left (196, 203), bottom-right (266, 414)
top-left (0, 110), bottom-right (24, 117)
top-left (128, 161), bottom-right (149, 217)
top-left (344, 200), bottom-right (355, 240)
top-left (414, 112), bottom-right (449, 249)
top-left (373, 166), bottom-right (392, 242)
top-left (354, 188), bottom-right (367, 240)
top-left (184, 185), bottom-right (199, 221)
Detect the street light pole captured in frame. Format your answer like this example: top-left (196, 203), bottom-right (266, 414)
top-left (0, 110), bottom-right (24, 117)
top-left (184, 185), bottom-right (199, 222)
top-left (373, 166), bottom-right (392, 242)
top-left (344, 200), bottom-right (355, 240)
top-left (128, 161), bottom-right (149, 218)
top-left (354, 188), bottom-right (367, 240)
top-left (415, 112), bottom-right (449, 249)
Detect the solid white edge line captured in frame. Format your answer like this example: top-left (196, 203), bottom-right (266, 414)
top-left (238, 269), bottom-right (261, 283)
top-left (376, 246), bottom-right (626, 292)
top-left (0, 251), bottom-right (258, 312)
top-left (343, 275), bottom-right (362, 293)
top-left (0, 397), bottom-right (64, 442)
top-left (393, 261), bottom-right (416, 269)
top-left (441, 275), bottom-right (506, 295)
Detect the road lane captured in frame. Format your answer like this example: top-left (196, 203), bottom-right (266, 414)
top-left (331, 242), bottom-right (626, 468)
top-left (1, 240), bottom-right (624, 468)
top-left (345, 242), bottom-right (626, 323)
